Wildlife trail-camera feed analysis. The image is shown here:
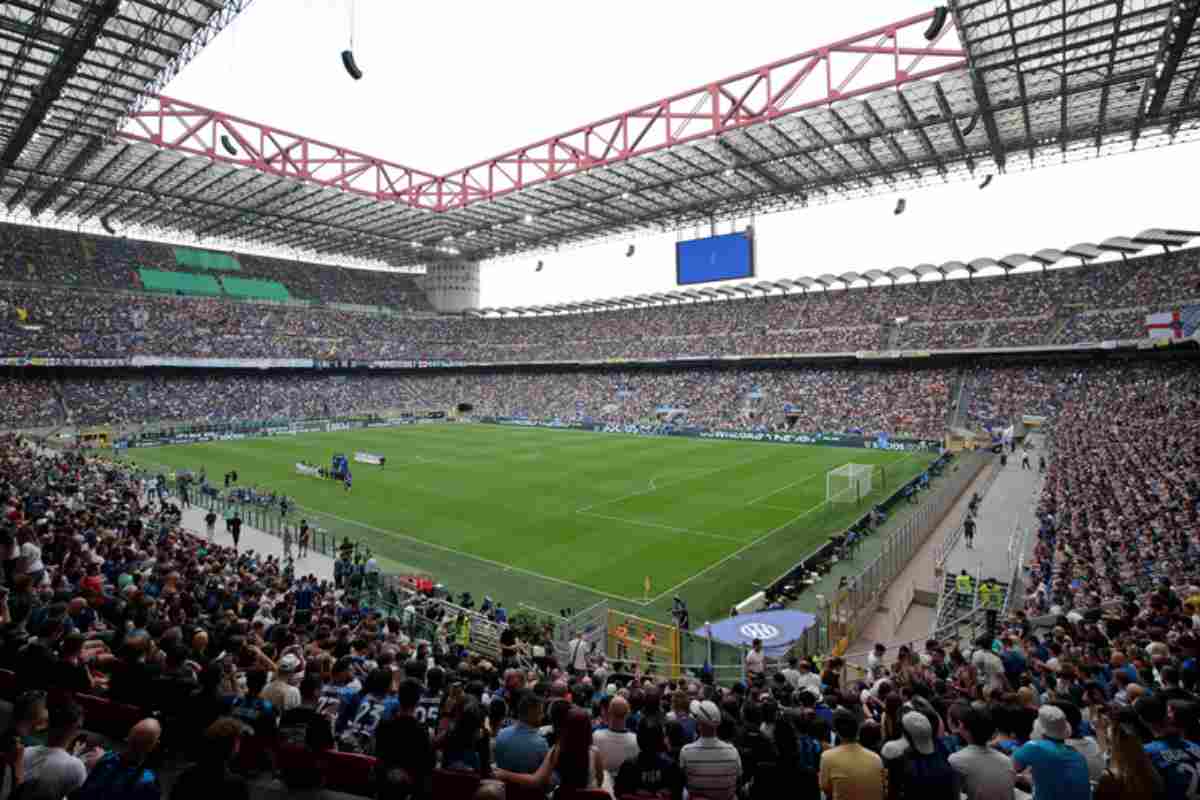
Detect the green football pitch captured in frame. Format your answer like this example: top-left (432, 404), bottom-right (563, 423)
top-left (137, 424), bottom-right (933, 624)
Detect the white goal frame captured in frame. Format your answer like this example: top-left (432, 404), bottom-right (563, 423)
top-left (826, 463), bottom-right (875, 505)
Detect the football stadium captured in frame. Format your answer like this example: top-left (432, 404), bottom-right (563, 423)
top-left (0, 0), bottom-right (1199, 797)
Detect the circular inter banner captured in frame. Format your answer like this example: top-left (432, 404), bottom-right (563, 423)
top-left (702, 610), bottom-right (818, 658)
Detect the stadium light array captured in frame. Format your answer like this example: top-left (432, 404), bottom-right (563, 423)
top-left (523, 213), bottom-right (533, 223)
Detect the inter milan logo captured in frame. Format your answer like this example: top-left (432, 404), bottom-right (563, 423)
top-left (739, 622), bottom-right (780, 641)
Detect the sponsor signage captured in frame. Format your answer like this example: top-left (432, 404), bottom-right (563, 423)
top-left (481, 418), bottom-right (939, 450)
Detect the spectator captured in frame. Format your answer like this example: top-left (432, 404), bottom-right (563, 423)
top-left (498, 706), bottom-right (604, 792)
top-left (337, 667), bottom-right (398, 754)
top-left (1095, 708), bottom-right (1163, 800)
top-left (74, 718), bottom-right (162, 800)
top-left (820, 708), bottom-right (884, 800)
top-left (948, 705), bottom-right (1015, 800)
top-left (493, 689), bottom-right (548, 775)
top-left (374, 678), bottom-right (434, 799)
top-left (593, 695), bottom-right (639, 785)
top-left (614, 718), bottom-right (683, 799)
top-left (679, 699), bottom-right (741, 800)
top-left (169, 718), bottom-right (249, 800)
top-left (1012, 705), bottom-right (1090, 800)
top-left (225, 669), bottom-right (278, 739)
top-left (261, 653), bottom-right (302, 711)
top-left (1138, 695), bottom-right (1200, 800)
top-left (20, 701), bottom-right (94, 800)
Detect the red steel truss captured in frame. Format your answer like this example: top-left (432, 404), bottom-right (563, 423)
top-left (118, 9), bottom-right (965, 212)
top-left (120, 96), bottom-right (447, 203)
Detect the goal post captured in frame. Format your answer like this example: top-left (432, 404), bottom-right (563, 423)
top-left (826, 463), bottom-right (878, 506)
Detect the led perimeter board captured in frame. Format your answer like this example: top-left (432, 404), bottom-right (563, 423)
top-left (675, 231), bottom-right (755, 285)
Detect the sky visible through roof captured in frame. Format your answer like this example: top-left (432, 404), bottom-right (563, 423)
top-left (163, 0), bottom-right (1200, 307)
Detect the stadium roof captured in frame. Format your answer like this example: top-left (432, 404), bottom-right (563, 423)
top-left (1, 0), bottom-right (1198, 269)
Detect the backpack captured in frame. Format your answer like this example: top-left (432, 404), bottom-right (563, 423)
top-left (338, 693), bottom-right (390, 754)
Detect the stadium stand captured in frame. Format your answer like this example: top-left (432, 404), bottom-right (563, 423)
top-left (0, 352), bottom-right (1196, 800)
top-left (2, 223), bottom-right (1199, 366)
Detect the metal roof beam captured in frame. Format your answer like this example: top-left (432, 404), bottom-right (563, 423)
top-left (896, 88), bottom-right (950, 173)
top-left (717, 138), bottom-right (784, 189)
top-left (1147, 0), bottom-right (1200, 118)
top-left (950, 1), bottom-right (1008, 169)
top-left (0, 0), bottom-right (120, 184)
top-left (27, 135), bottom-right (106, 217)
top-left (859, 98), bottom-right (920, 180)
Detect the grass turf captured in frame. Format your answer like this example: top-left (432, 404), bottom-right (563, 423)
top-left (136, 424), bottom-right (933, 624)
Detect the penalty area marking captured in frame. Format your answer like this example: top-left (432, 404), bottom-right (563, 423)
top-left (292, 504), bottom-right (646, 606)
top-left (646, 498), bottom-right (826, 604)
top-left (744, 469), bottom-right (824, 507)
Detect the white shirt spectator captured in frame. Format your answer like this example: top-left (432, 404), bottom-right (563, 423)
top-left (593, 727), bottom-right (639, 783)
top-left (567, 636), bottom-right (590, 672)
top-left (22, 745), bottom-right (87, 800)
top-left (20, 541), bottom-right (44, 575)
top-left (745, 648), bottom-right (766, 676)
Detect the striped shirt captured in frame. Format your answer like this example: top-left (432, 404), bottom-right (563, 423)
top-left (679, 736), bottom-right (742, 800)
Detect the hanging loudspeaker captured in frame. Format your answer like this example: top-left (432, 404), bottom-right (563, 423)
top-left (978, 174), bottom-right (993, 189)
top-left (960, 112), bottom-right (979, 137)
top-left (100, 216), bottom-right (116, 235)
top-left (893, 198), bottom-right (907, 216)
top-left (626, 244), bottom-right (635, 258)
top-left (924, 6), bottom-right (949, 40)
top-left (220, 134), bottom-right (238, 156)
top-left (341, 50), bottom-right (363, 80)
top-left (535, 260), bottom-right (544, 272)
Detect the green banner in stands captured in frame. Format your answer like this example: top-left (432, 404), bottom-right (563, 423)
top-left (138, 268), bottom-right (222, 296)
top-left (173, 247), bottom-right (241, 271)
top-left (220, 277), bottom-right (291, 301)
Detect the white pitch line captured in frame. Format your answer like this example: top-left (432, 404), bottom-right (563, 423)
top-left (756, 503), bottom-right (810, 514)
top-left (576, 449), bottom-right (781, 513)
top-left (647, 498), bottom-right (827, 603)
top-left (745, 469), bottom-right (823, 507)
top-left (291, 504), bottom-right (643, 605)
top-left (576, 511), bottom-right (744, 543)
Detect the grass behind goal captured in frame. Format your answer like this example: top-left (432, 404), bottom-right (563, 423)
top-left (138, 424), bottom-right (933, 624)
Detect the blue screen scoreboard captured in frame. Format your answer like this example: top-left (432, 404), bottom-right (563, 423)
top-left (675, 231), bottom-right (755, 286)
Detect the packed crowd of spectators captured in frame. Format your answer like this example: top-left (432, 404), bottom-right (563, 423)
top-left (0, 222), bottom-right (431, 311)
top-left (0, 365), bottom-right (954, 439)
top-left (1023, 359), bottom-right (1200, 618)
top-left (0, 222), bottom-right (1198, 366)
top-left (5, 405), bottom-right (1200, 800)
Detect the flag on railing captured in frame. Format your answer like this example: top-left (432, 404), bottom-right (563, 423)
top-left (1145, 310), bottom-right (1183, 339)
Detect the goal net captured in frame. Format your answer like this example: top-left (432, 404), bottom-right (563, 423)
top-left (826, 463), bottom-right (875, 505)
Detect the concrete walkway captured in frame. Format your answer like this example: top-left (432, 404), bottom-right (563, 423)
top-left (842, 460), bottom-right (998, 667)
top-left (173, 498), bottom-right (337, 583)
top-left (943, 434), bottom-right (1045, 584)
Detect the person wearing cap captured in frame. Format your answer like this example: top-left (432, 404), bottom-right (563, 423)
top-left (1012, 704), bottom-right (1090, 800)
top-left (820, 708), bottom-right (883, 800)
top-left (679, 699), bottom-right (740, 800)
top-left (884, 708), bottom-right (959, 799)
top-left (262, 653), bottom-right (303, 711)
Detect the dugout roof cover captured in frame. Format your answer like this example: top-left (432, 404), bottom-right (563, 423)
top-left (0, 0), bottom-right (1198, 268)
